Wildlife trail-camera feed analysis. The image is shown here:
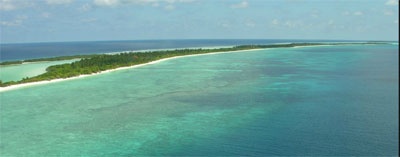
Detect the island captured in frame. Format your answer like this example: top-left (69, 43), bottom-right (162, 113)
top-left (0, 42), bottom-right (390, 87)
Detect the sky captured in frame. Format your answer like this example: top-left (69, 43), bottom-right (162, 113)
top-left (0, 0), bottom-right (398, 43)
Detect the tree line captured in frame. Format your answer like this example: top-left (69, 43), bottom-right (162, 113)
top-left (0, 42), bottom-right (389, 87)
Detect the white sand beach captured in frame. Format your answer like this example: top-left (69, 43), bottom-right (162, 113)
top-left (0, 49), bottom-right (262, 92)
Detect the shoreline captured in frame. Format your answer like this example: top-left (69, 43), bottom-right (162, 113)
top-left (0, 58), bottom-right (81, 67)
top-left (105, 45), bottom-right (235, 55)
top-left (0, 42), bottom-right (390, 92)
top-left (293, 45), bottom-right (333, 48)
top-left (0, 48), bottom-right (263, 92)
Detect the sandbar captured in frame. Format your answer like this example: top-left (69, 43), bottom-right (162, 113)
top-left (0, 48), bottom-right (262, 92)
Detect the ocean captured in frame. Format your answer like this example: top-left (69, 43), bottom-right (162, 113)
top-left (1, 39), bottom-right (357, 62)
top-left (0, 40), bottom-right (398, 156)
top-left (0, 59), bottom-right (80, 82)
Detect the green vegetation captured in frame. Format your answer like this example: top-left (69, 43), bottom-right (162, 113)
top-left (0, 60), bottom-right (24, 65)
top-left (0, 42), bottom-right (391, 87)
top-left (0, 54), bottom-right (99, 65)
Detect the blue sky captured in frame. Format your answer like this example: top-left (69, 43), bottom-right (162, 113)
top-left (0, 0), bottom-right (398, 43)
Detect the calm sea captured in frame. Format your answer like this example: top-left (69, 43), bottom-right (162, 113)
top-left (1, 39), bottom-right (356, 61)
top-left (0, 40), bottom-right (398, 156)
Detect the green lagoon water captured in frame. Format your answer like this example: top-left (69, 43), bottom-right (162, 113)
top-left (0, 59), bottom-right (80, 82)
top-left (0, 45), bottom-right (398, 156)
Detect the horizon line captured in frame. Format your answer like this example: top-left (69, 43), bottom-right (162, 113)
top-left (1, 38), bottom-right (397, 44)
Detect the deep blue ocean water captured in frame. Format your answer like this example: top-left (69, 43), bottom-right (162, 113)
top-left (1, 39), bottom-right (357, 62)
top-left (0, 40), bottom-right (398, 156)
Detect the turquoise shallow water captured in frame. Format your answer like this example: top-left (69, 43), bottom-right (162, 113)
top-left (0, 59), bottom-right (80, 82)
top-left (0, 45), bottom-right (398, 156)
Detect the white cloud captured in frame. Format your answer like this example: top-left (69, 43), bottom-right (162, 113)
top-left (231, 1), bottom-right (248, 9)
top-left (41, 12), bottom-right (51, 18)
top-left (328, 20), bottom-right (334, 25)
top-left (152, 2), bottom-right (160, 7)
top-left (94, 0), bottom-right (119, 6)
top-left (342, 11), bottom-right (350, 16)
top-left (353, 11), bottom-right (363, 16)
top-left (0, 0), bottom-right (15, 11)
top-left (79, 3), bottom-right (92, 11)
top-left (221, 23), bottom-right (230, 28)
top-left (46, 0), bottom-right (73, 5)
top-left (131, 0), bottom-right (157, 5)
top-left (0, 15), bottom-right (27, 27)
top-left (0, 0), bottom-right (33, 11)
top-left (93, 0), bottom-right (195, 6)
top-left (281, 20), bottom-right (304, 28)
top-left (17, 15), bottom-right (27, 19)
top-left (271, 19), bottom-right (279, 25)
top-left (284, 21), bottom-right (294, 28)
top-left (81, 18), bottom-right (97, 23)
top-left (245, 21), bottom-right (256, 27)
top-left (92, 0), bottom-right (196, 12)
top-left (310, 9), bottom-right (320, 18)
top-left (342, 11), bottom-right (366, 16)
top-left (219, 21), bottom-right (231, 28)
top-left (385, 0), bottom-right (398, 6)
top-left (164, 4), bottom-right (175, 10)
top-left (1, 21), bottom-right (19, 26)
top-left (383, 9), bottom-right (394, 16)
top-left (165, 0), bottom-right (195, 3)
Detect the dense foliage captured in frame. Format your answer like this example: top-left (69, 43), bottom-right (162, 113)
top-left (0, 54), bottom-right (99, 65)
top-left (0, 42), bottom-right (390, 87)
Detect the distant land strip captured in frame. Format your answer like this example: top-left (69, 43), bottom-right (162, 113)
top-left (0, 42), bottom-right (392, 87)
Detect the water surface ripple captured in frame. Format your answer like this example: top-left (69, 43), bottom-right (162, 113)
top-left (0, 45), bottom-right (398, 156)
